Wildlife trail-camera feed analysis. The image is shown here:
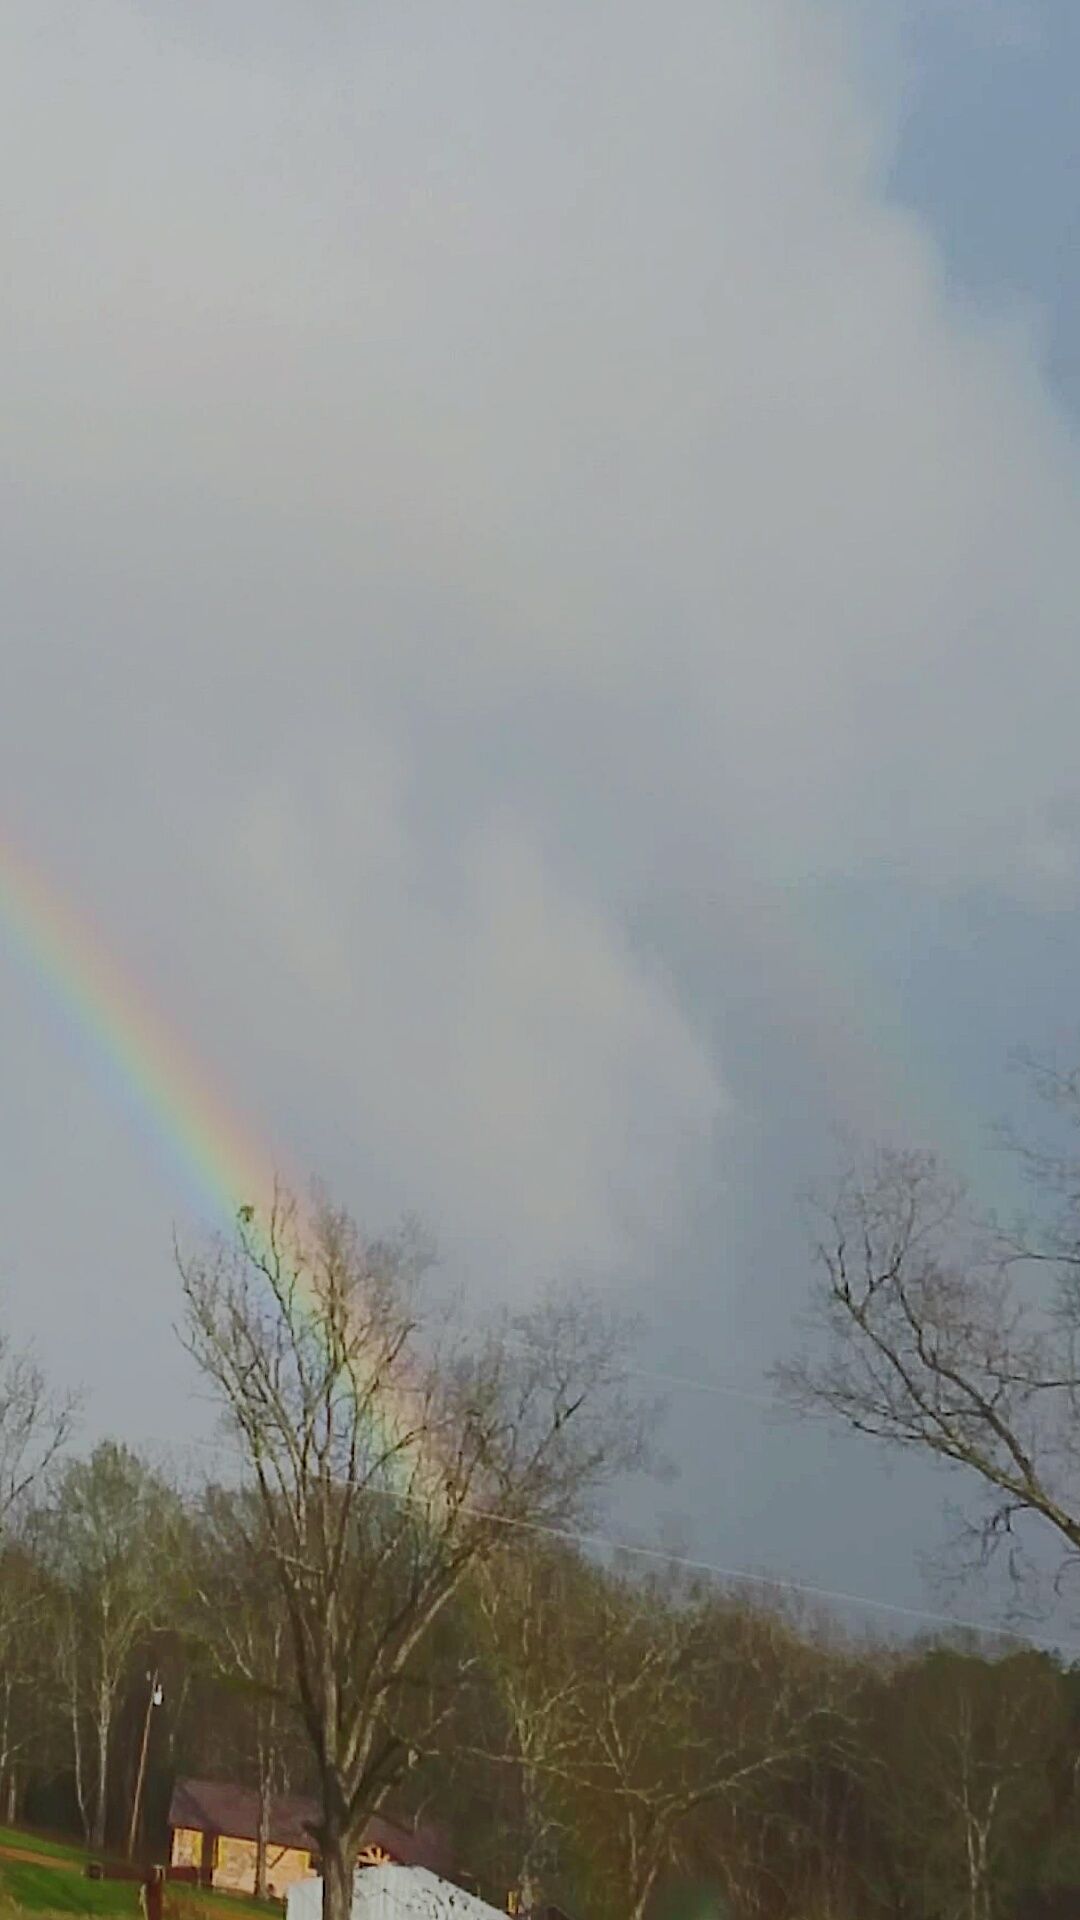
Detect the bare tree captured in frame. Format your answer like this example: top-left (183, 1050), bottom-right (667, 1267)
top-left (54, 1582), bottom-right (91, 1838)
top-left (177, 1187), bottom-right (644, 1920)
top-left (191, 1485), bottom-right (299, 1898)
top-left (873, 1649), bottom-right (1061, 1920)
top-left (473, 1551), bottom-right (838, 1920)
top-left (0, 1320), bottom-right (77, 1820)
top-left (42, 1441), bottom-right (180, 1849)
top-left (0, 1524), bottom-right (52, 1823)
top-left (775, 1141), bottom-right (1080, 1581)
top-left (0, 1331), bottom-right (76, 1531)
top-left (472, 1545), bottom-right (595, 1910)
top-left (569, 1575), bottom-right (840, 1920)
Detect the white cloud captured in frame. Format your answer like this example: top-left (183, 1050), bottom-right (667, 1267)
top-left (3, 0), bottom-right (1080, 1347)
top-left (222, 771), bottom-right (719, 1276)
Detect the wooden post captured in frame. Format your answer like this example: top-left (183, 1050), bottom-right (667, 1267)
top-left (142, 1864), bottom-right (164, 1920)
top-left (127, 1671), bottom-right (161, 1859)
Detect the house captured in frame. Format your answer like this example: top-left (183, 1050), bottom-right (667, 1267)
top-left (168, 1778), bottom-right (451, 1899)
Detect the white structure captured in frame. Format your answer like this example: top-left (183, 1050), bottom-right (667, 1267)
top-left (288, 1864), bottom-right (506, 1920)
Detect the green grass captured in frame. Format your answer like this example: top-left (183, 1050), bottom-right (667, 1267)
top-left (189, 1896), bottom-right (282, 1912)
top-left (174, 1893), bottom-right (280, 1920)
top-left (0, 1837), bottom-right (280, 1920)
top-left (0, 1862), bottom-right (139, 1916)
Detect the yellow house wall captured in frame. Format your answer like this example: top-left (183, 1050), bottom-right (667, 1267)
top-left (211, 1835), bottom-right (315, 1898)
top-left (170, 1830), bottom-right (203, 1871)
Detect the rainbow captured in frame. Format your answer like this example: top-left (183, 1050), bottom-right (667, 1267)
top-left (1, 821), bottom-right (1017, 1302)
top-left (0, 824), bottom-right (1045, 1665)
top-left (0, 828), bottom-right (281, 1231)
top-left (0, 826), bottom-right (437, 1502)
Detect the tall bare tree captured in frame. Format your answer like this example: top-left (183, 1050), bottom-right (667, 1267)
top-left (191, 1484), bottom-right (299, 1898)
top-left (873, 1649), bottom-right (1062, 1920)
top-left (776, 1130), bottom-right (1080, 1584)
top-left (564, 1574), bottom-right (839, 1920)
top-left (43, 1441), bottom-right (179, 1849)
top-left (177, 1187), bottom-right (643, 1920)
top-left (0, 1523), bottom-right (52, 1823)
top-left (0, 1329), bottom-right (76, 1532)
top-left (473, 1551), bottom-right (838, 1920)
top-left (0, 1321), bottom-right (77, 1826)
top-left (472, 1545), bottom-right (595, 1910)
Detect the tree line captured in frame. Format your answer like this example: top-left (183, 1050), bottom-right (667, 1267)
top-left (7, 1055), bottom-right (1080, 1920)
top-left (1, 1422), bottom-right (1078, 1920)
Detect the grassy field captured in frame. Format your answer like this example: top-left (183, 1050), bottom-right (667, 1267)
top-left (0, 1839), bottom-right (282, 1920)
top-left (0, 1837), bottom-right (90, 1869)
top-left (0, 1862), bottom-right (140, 1916)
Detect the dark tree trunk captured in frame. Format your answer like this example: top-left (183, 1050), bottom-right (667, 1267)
top-left (255, 1762), bottom-right (272, 1901)
top-left (318, 1774), bottom-right (353, 1920)
top-left (321, 1830), bottom-right (353, 1920)
top-left (91, 1692), bottom-right (111, 1852)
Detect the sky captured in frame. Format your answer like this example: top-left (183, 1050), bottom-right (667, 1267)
top-left (3, 0), bottom-right (1080, 1637)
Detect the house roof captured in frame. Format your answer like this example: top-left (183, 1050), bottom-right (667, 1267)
top-left (168, 1779), bottom-right (450, 1872)
top-left (169, 1780), bottom-right (319, 1853)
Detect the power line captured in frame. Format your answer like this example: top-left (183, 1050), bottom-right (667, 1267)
top-left (191, 1333), bottom-right (787, 1416)
top-left (491, 1511), bottom-right (1080, 1654)
top-left (496, 1336), bottom-right (796, 1415)
top-left (133, 1427), bottom-right (1080, 1657)
top-left (624, 1363), bottom-right (792, 1413)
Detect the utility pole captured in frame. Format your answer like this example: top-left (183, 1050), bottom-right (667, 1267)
top-left (127, 1671), bottom-right (163, 1860)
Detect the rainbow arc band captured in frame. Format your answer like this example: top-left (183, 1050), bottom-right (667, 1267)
top-left (0, 827), bottom-right (439, 1505)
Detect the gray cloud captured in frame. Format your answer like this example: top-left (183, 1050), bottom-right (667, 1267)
top-left (4, 0), bottom-right (1080, 1606)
